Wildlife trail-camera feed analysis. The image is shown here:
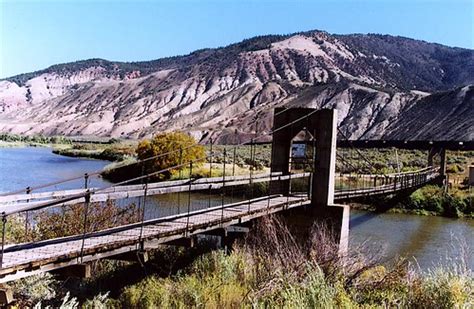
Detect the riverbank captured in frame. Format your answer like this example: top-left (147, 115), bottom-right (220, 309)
top-left (351, 202), bottom-right (474, 219)
top-left (352, 185), bottom-right (473, 219)
top-left (0, 140), bottom-right (52, 148)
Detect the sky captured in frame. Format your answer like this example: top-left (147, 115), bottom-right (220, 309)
top-left (0, 0), bottom-right (473, 78)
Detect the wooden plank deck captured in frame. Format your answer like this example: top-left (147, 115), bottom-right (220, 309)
top-left (0, 195), bottom-right (308, 283)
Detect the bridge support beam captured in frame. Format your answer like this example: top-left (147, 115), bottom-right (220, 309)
top-left (107, 250), bottom-right (149, 263)
top-left (203, 226), bottom-right (250, 253)
top-left (51, 263), bottom-right (91, 279)
top-left (0, 285), bottom-right (13, 307)
top-left (270, 108), bottom-right (349, 254)
top-left (164, 237), bottom-right (195, 248)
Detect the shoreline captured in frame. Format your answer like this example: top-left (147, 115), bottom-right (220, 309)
top-left (350, 202), bottom-right (474, 219)
top-left (0, 141), bottom-right (52, 148)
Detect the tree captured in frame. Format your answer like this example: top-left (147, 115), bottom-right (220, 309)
top-left (136, 132), bottom-right (205, 180)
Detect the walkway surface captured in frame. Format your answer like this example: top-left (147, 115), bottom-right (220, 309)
top-left (0, 195), bottom-right (308, 282)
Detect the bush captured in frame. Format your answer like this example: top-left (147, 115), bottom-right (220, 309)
top-left (136, 132), bottom-right (205, 180)
top-left (33, 201), bottom-right (138, 241)
top-left (12, 274), bottom-right (57, 306)
top-left (407, 186), bottom-right (444, 212)
top-left (100, 146), bottom-right (135, 161)
top-left (402, 186), bottom-right (472, 217)
top-left (447, 164), bottom-right (464, 174)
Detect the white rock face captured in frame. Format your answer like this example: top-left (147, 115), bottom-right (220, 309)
top-left (0, 32), bottom-right (473, 141)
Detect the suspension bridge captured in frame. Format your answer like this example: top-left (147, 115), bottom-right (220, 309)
top-left (0, 107), bottom-right (471, 292)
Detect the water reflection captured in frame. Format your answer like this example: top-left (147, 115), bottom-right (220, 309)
top-left (350, 210), bottom-right (474, 270)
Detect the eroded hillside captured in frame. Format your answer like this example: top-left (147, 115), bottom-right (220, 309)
top-left (1, 30), bottom-right (473, 141)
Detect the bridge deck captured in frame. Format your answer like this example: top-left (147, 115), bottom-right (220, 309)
top-left (0, 167), bottom-right (439, 283)
top-left (0, 195), bottom-right (308, 282)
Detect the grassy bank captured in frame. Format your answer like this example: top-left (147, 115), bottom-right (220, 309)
top-left (11, 217), bottom-right (473, 308)
top-left (0, 133), bottom-right (72, 148)
top-left (52, 142), bottom-right (136, 162)
top-left (361, 185), bottom-right (474, 218)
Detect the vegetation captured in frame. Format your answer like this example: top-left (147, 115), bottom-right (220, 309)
top-left (1, 201), bottom-right (138, 245)
top-left (0, 133), bottom-right (71, 146)
top-left (115, 217), bottom-right (472, 308)
top-left (8, 217), bottom-right (473, 308)
top-left (136, 132), bottom-right (206, 178)
top-left (391, 185), bottom-right (473, 218)
top-left (103, 132), bottom-right (205, 182)
top-left (116, 251), bottom-right (473, 308)
top-left (52, 142), bottom-right (135, 162)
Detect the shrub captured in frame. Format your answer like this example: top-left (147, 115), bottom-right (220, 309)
top-left (406, 186), bottom-right (444, 213)
top-left (33, 201), bottom-right (138, 240)
top-left (447, 164), bottom-right (464, 174)
top-left (136, 132), bottom-right (206, 180)
top-left (12, 273), bottom-right (57, 306)
top-left (402, 186), bottom-right (472, 217)
top-left (100, 146), bottom-right (135, 161)
top-left (112, 217), bottom-right (473, 308)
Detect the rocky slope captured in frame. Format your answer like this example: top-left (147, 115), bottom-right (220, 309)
top-left (1, 30), bottom-right (473, 142)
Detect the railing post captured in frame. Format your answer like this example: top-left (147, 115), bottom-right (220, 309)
top-left (231, 146), bottom-right (236, 204)
top-left (248, 139), bottom-right (254, 213)
top-left (221, 149), bottom-right (226, 225)
top-left (177, 147), bottom-right (183, 214)
top-left (84, 173), bottom-right (89, 189)
top-left (25, 186), bottom-right (31, 239)
top-left (186, 161), bottom-right (193, 236)
top-left (232, 146), bottom-right (236, 177)
top-left (208, 184), bottom-right (212, 209)
top-left (209, 138), bottom-right (213, 177)
top-left (80, 191), bottom-right (91, 263)
top-left (0, 214), bottom-right (6, 269)
top-left (138, 176), bottom-right (149, 246)
top-left (287, 152), bottom-right (292, 207)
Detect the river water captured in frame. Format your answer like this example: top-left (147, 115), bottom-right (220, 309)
top-left (0, 147), bottom-right (472, 270)
top-left (0, 147), bottom-right (110, 193)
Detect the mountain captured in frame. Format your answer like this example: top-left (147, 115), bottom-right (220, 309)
top-left (1, 30), bottom-right (473, 142)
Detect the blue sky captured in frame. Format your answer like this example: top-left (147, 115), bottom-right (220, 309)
top-left (1, 0), bottom-right (473, 78)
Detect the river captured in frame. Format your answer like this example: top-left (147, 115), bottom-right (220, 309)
top-left (0, 147), bottom-right (110, 193)
top-left (0, 147), bottom-right (472, 270)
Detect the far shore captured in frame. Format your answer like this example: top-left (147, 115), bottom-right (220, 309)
top-left (0, 140), bottom-right (53, 148)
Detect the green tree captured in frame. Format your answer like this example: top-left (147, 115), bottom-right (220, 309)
top-left (136, 132), bottom-right (205, 180)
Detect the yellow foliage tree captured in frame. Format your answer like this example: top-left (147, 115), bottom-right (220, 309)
top-left (136, 132), bottom-right (205, 179)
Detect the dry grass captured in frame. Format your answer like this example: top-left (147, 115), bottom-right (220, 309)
top-left (113, 217), bottom-right (473, 308)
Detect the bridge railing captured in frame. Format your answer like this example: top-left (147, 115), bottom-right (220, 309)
top-left (0, 149), bottom-right (312, 270)
top-left (334, 167), bottom-right (440, 199)
top-left (0, 165), bottom-right (437, 263)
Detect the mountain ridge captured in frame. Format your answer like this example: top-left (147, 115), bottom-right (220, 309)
top-left (1, 30), bottom-right (473, 142)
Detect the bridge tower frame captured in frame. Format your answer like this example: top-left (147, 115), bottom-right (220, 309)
top-left (270, 108), bottom-right (349, 253)
top-left (427, 147), bottom-right (447, 187)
